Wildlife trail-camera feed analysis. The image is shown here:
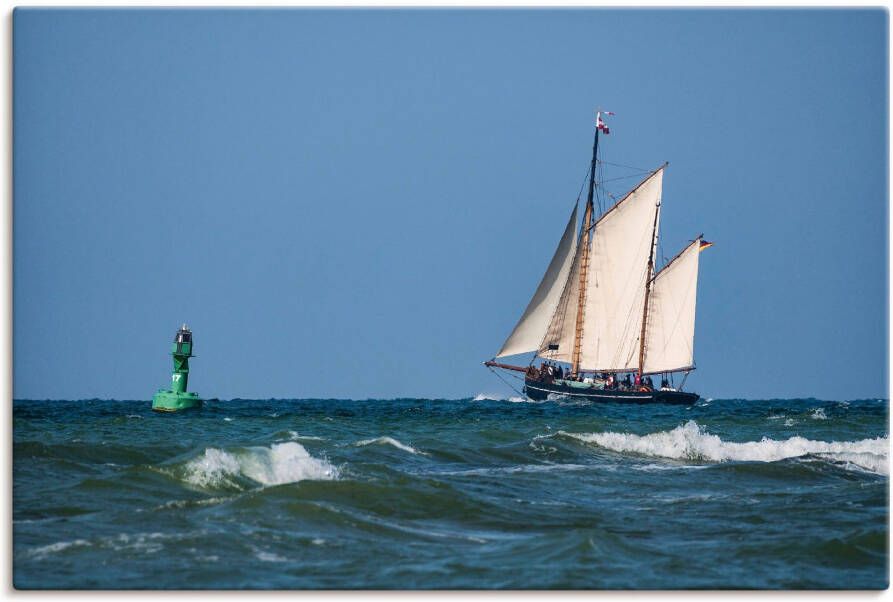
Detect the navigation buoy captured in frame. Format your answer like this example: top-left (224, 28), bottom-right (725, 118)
top-left (152, 324), bottom-right (203, 412)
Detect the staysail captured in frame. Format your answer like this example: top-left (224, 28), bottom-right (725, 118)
top-left (642, 238), bottom-right (701, 374)
top-left (576, 168), bottom-right (664, 371)
top-left (495, 203), bottom-right (579, 358)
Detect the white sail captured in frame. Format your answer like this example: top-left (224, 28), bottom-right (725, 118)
top-left (642, 239), bottom-right (700, 374)
top-left (496, 203), bottom-right (578, 358)
top-left (537, 234), bottom-right (583, 363)
top-left (579, 168), bottom-right (664, 371)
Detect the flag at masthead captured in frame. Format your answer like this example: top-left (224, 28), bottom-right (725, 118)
top-left (596, 110), bottom-right (613, 134)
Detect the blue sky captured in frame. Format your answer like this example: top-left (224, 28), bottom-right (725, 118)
top-left (13, 8), bottom-right (888, 400)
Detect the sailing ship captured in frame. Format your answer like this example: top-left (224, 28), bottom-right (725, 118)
top-left (485, 112), bottom-right (710, 404)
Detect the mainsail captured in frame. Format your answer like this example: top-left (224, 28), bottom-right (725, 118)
top-left (642, 238), bottom-right (701, 374)
top-left (579, 168), bottom-right (663, 371)
top-left (495, 203), bottom-right (579, 358)
top-left (538, 168), bottom-right (664, 372)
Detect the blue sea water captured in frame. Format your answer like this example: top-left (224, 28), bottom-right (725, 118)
top-left (12, 396), bottom-right (889, 589)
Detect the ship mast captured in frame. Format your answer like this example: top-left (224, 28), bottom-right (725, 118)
top-left (637, 201), bottom-right (661, 378)
top-left (570, 118), bottom-right (600, 376)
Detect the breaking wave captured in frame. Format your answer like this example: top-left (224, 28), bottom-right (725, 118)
top-left (472, 393), bottom-right (528, 403)
top-left (811, 408), bottom-right (828, 420)
top-left (560, 420), bottom-right (889, 475)
top-left (286, 430), bottom-right (326, 441)
top-left (26, 539), bottom-right (91, 559)
top-left (181, 442), bottom-right (338, 489)
top-left (353, 436), bottom-right (426, 455)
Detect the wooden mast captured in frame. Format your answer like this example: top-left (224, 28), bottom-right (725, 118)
top-left (571, 123), bottom-right (599, 376)
top-left (637, 201), bottom-right (661, 379)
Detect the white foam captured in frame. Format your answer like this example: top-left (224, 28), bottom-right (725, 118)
top-left (819, 452), bottom-right (888, 474)
top-left (287, 430), bottom-right (325, 441)
top-left (255, 550), bottom-right (287, 562)
top-left (437, 463), bottom-right (590, 477)
top-left (184, 442), bottom-right (338, 489)
top-left (109, 532), bottom-right (165, 554)
top-left (155, 496), bottom-right (231, 511)
top-left (354, 436), bottom-right (426, 455)
top-left (27, 539), bottom-right (91, 559)
top-left (473, 393), bottom-right (529, 403)
top-left (561, 420), bottom-right (889, 475)
top-left (811, 408), bottom-right (828, 420)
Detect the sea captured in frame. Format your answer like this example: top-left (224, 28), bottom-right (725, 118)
top-left (12, 396), bottom-right (889, 589)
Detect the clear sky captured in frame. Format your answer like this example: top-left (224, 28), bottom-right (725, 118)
top-left (13, 8), bottom-right (888, 401)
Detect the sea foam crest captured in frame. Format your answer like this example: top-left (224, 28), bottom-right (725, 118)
top-left (184, 442), bottom-right (338, 489)
top-left (562, 420), bottom-right (889, 475)
top-left (473, 393), bottom-right (528, 403)
top-left (354, 436), bottom-right (426, 455)
top-left (811, 408), bottom-right (828, 420)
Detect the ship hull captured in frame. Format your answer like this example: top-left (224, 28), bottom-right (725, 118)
top-left (524, 377), bottom-right (699, 405)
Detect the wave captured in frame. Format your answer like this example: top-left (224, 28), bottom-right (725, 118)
top-left (182, 442), bottom-right (338, 489)
top-left (285, 430), bottom-right (326, 441)
top-left (353, 436), bottom-right (426, 455)
top-left (26, 539), bottom-right (91, 559)
top-left (23, 531), bottom-right (207, 560)
top-left (472, 393), bottom-right (529, 403)
top-left (560, 420), bottom-right (889, 475)
top-left (811, 407), bottom-right (828, 420)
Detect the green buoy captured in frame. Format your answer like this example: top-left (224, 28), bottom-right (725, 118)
top-left (152, 324), bottom-right (203, 412)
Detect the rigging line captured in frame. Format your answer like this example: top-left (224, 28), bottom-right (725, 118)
top-left (597, 156), bottom-right (607, 215)
top-left (487, 366), bottom-right (528, 399)
top-left (600, 174), bottom-right (656, 185)
top-left (576, 162), bottom-right (592, 204)
top-left (597, 160), bottom-right (652, 172)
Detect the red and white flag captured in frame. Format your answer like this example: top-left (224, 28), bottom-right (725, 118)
top-left (596, 110), bottom-right (613, 134)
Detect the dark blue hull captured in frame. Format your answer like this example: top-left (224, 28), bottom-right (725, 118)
top-left (525, 376), bottom-right (699, 405)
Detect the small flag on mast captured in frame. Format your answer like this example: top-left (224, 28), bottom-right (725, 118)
top-left (699, 240), bottom-right (714, 252)
top-left (596, 110), bottom-right (613, 135)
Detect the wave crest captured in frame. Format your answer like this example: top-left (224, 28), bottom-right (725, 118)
top-left (353, 436), bottom-right (426, 455)
top-left (183, 442), bottom-right (338, 489)
top-left (561, 421), bottom-right (889, 475)
top-left (472, 393), bottom-right (528, 403)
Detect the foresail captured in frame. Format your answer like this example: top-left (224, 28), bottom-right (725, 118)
top-left (642, 238), bottom-right (700, 374)
top-left (496, 203), bottom-right (578, 358)
top-left (578, 168), bottom-right (663, 372)
top-left (537, 232), bottom-right (583, 363)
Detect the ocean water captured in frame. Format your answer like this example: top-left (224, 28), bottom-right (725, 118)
top-left (13, 396), bottom-right (889, 589)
